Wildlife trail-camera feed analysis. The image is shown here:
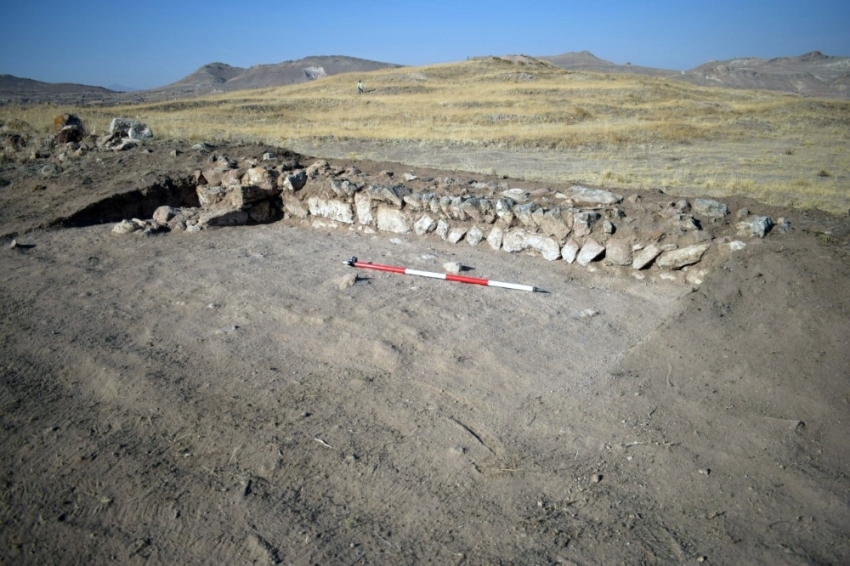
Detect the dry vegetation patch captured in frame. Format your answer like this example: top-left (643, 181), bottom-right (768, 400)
top-left (2, 56), bottom-right (848, 212)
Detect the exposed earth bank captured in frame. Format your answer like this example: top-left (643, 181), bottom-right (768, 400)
top-left (1, 140), bottom-right (849, 565)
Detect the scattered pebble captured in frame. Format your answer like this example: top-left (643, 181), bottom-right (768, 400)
top-left (9, 239), bottom-right (17, 249)
top-left (580, 309), bottom-right (599, 318)
top-left (335, 273), bottom-right (358, 290)
top-left (698, 468), bottom-right (711, 476)
top-left (591, 474), bottom-right (603, 483)
top-left (443, 261), bottom-right (462, 274)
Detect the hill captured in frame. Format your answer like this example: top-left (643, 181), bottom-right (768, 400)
top-left (152, 55), bottom-right (402, 97)
top-left (682, 50), bottom-right (850, 98)
top-left (539, 50), bottom-right (678, 78)
top-left (542, 50), bottom-right (850, 99)
top-left (0, 74), bottom-right (117, 105)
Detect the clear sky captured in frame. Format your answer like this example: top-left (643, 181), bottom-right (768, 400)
top-left (1, 0), bottom-right (848, 90)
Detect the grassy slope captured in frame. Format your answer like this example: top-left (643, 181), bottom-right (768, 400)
top-left (4, 57), bottom-right (849, 212)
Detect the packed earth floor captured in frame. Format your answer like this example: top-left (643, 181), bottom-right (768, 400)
top-left (1, 139), bottom-right (849, 565)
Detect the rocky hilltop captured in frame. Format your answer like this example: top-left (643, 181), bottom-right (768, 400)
top-left (540, 50), bottom-right (850, 98)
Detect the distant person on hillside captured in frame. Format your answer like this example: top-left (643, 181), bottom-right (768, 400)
top-left (357, 80), bottom-right (364, 94)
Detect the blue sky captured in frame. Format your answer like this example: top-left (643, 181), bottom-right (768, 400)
top-left (1, 0), bottom-right (848, 89)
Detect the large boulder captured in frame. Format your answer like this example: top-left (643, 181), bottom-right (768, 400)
top-left (486, 226), bottom-right (504, 250)
top-left (502, 229), bottom-right (560, 260)
top-left (693, 198), bottom-right (729, 218)
top-left (308, 197), bottom-right (354, 224)
top-left (576, 238), bottom-right (605, 266)
top-left (737, 216), bottom-right (774, 238)
top-left (562, 186), bottom-right (623, 205)
top-left (109, 118), bottom-right (152, 140)
top-left (413, 215), bottom-right (436, 236)
top-left (242, 167), bottom-right (277, 190)
top-left (536, 207), bottom-right (570, 240)
top-left (656, 243), bottom-right (711, 269)
top-left (605, 238), bottom-right (632, 266)
top-left (376, 206), bottom-right (412, 233)
top-left (561, 239), bottom-right (580, 264)
top-left (281, 170), bottom-right (308, 191)
top-left (197, 186), bottom-right (230, 209)
top-left (632, 244), bottom-right (662, 270)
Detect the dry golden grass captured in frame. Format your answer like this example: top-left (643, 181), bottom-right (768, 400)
top-left (3, 56), bottom-right (849, 212)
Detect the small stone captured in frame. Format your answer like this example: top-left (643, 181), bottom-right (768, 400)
top-left (443, 262), bottom-right (462, 274)
top-left (335, 273), bottom-right (358, 290)
top-left (603, 220), bottom-right (615, 234)
top-left (112, 219), bottom-right (140, 234)
top-left (698, 468), bottom-right (711, 476)
top-left (580, 309), bottom-right (599, 318)
top-left (591, 474), bottom-right (603, 483)
top-left (403, 173), bottom-right (418, 181)
top-left (262, 152), bottom-right (277, 161)
top-left (9, 239), bottom-right (17, 249)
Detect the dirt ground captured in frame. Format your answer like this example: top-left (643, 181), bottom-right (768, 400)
top-left (1, 141), bottom-right (849, 565)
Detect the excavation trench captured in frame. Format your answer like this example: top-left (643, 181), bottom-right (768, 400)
top-left (50, 175), bottom-right (198, 229)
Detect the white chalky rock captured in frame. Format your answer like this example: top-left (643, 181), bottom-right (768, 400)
top-left (561, 239), bottom-right (580, 264)
top-left (436, 219), bottom-right (449, 240)
top-left (605, 238), bottom-right (632, 266)
top-left (112, 219), bottom-right (140, 234)
top-left (501, 188), bottom-right (530, 202)
top-left (308, 197), bottom-right (353, 224)
top-left (354, 192), bottom-right (373, 225)
top-left (632, 243), bottom-right (662, 270)
top-left (656, 243), bottom-right (711, 269)
top-left (466, 225), bottom-right (484, 246)
top-left (376, 206), bottom-right (411, 233)
top-left (443, 262), bottom-right (462, 274)
top-left (486, 226), bottom-right (504, 250)
top-left (576, 238), bottom-right (605, 266)
top-left (413, 215), bottom-right (436, 236)
top-left (564, 186), bottom-right (623, 205)
top-left (502, 229), bottom-right (529, 253)
top-left (502, 229), bottom-right (561, 260)
top-left (448, 226), bottom-right (467, 244)
top-left (282, 194), bottom-right (309, 219)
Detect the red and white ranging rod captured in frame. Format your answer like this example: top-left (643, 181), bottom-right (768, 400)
top-left (343, 257), bottom-right (539, 292)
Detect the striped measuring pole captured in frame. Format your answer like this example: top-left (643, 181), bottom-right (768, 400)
top-left (343, 257), bottom-right (538, 292)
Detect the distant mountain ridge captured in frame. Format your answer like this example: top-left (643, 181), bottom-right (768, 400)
top-left (683, 51), bottom-right (850, 98)
top-left (539, 50), bottom-right (850, 98)
top-left (2, 51), bottom-right (848, 105)
top-left (156, 55), bottom-right (402, 95)
top-left (0, 74), bottom-right (117, 105)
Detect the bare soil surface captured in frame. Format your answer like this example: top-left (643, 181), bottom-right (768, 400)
top-left (1, 141), bottom-right (849, 565)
